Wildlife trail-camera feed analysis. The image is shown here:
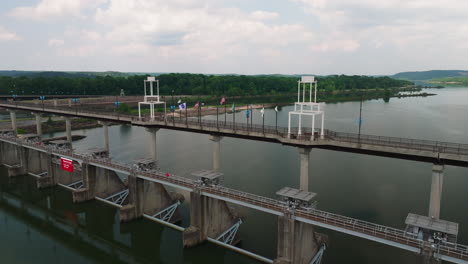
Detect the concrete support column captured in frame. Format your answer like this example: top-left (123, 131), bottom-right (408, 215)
top-left (147, 128), bottom-right (160, 161)
top-left (209, 135), bottom-right (223, 172)
top-left (298, 148), bottom-right (311, 192)
top-left (120, 176), bottom-right (183, 222)
top-left (64, 117), bottom-right (72, 145)
top-left (9, 110), bottom-right (17, 134)
top-left (98, 121), bottom-right (110, 152)
top-left (274, 212), bottom-right (326, 264)
top-left (183, 188), bottom-right (238, 247)
top-left (72, 163), bottom-right (96, 203)
top-left (428, 164), bottom-right (444, 219)
top-left (34, 113), bottom-right (42, 140)
top-left (36, 154), bottom-right (57, 188)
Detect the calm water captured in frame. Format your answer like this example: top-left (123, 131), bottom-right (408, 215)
top-left (1, 88), bottom-right (468, 263)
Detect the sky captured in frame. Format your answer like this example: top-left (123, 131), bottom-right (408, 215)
top-left (0, 0), bottom-right (467, 75)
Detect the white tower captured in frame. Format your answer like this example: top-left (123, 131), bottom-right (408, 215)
top-left (288, 76), bottom-right (325, 139)
top-left (138, 77), bottom-right (167, 121)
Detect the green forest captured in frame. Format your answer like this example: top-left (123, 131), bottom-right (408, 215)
top-left (0, 73), bottom-right (412, 96)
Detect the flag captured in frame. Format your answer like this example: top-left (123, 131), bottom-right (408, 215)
top-left (179, 102), bottom-right (186, 110)
top-left (231, 103), bottom-right (235, 112)
top-left (60, 158), bottom-right (74, 172)
top-left (274, 106), bottom-right (278, 112)
top-left (246, 110), bottom-right (251, 118)
top-left (194, 102), bottom-right (199, 109)
top-left (177, 99), bottom-right (181, 104)
top-left (260, 107), bottom-right (265, 117)
top-left (220, 97), bottom-right (226, 105)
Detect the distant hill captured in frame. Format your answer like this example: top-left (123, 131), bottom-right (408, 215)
top-left (392, 70), bottom-right (468, 81)
top-left (0, 71), bottom-right (139, 78)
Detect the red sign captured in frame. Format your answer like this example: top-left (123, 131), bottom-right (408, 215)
top-left (61, 158), bottom-right (74, 172)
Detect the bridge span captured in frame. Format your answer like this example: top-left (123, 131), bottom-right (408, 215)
top-left (1, 101), bottom-right (468, 166)
top-left (0, 134), bottom-right (467, 264)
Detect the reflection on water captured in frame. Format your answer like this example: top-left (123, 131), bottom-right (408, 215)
top-left (1, 88), bottom-right (468, 263)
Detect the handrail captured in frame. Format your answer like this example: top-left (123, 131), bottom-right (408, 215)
top-left (1, 101), bottom-right (468, 156)
top-left (2, 100), bottom-right (468, 156)
top-left (0, 134), bottom-right (467, 261)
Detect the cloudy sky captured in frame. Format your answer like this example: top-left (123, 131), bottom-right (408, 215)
top-left (0, 0), bottom-right (467, 75)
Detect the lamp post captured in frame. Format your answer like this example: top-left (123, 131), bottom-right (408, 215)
top-left (171, 90), bottom-right (175, 122)
top-left (358, 93), bottom-right (363, 144)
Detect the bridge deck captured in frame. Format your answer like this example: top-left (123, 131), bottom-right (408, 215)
top-left (1, 135), bottom-right (467, 263)
top-left (1, 101), bottom-right (468, 166)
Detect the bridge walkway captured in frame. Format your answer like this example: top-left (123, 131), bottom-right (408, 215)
top-left (0, 135), bottom-right (467, 263)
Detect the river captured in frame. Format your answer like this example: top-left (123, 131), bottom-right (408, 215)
top-left (1, 87), bottom-right (468, 263)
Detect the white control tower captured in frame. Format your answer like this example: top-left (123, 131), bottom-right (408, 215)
top-left (288, 76), bottom-right (325, 139)
top-left (138, 77), bottom-right (166, 121)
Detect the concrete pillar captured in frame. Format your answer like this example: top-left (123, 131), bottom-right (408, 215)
top-left (9, 110), bottom-right (17, 134)
top-left (36, 154), bottom-right (56, 188)
top-left (298, 148), bottom-right (311, 192)
top-left (98, 121), bottom-right (110, 152)
top-left (147, 128), bottom-right (160, 161)
top-left (274, 212), bottom-right (326, 264)
top-left (64, 117), bottom-right (72, 145)
top-left (209, 135), bottom-right (223, 172)
top-left (428, 164), bottom-right (444, 219)
top-left (34, 113), bottom-right (42, 139)
top-left (183, 189), bottom-right (238, 247)
top-left (120, 175), bottom-right (183, 222)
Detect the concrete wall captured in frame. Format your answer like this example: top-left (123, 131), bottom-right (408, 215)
top-left (72, 164), bottom-right (126, 203)
top-left (183, 189), bottom-right (238, 247)
top-left (274, 213), bottom-right (326, 264)
top-left (27, 149), bottom-right (49, 175)
top-left (120, 175), bottom-right (183, 222)
top-left (0, 142), bottom-right (28, 177)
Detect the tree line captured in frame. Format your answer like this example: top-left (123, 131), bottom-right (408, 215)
top-left (0, 73), bottom-right (413, 97)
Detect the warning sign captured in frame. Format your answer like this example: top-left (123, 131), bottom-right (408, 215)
top-left (61, 158), bottom-right (74, 172)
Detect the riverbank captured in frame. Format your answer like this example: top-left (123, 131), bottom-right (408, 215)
top-left (18, 118), bottom-right (101, 135)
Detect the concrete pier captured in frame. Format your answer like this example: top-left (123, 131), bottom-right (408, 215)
top-left (147, 128), bottom-right (160, 161)
top-left (120, 175), bottom-right (183, 222)
top-left (298, 148), bottom-right (311, 192)
top-left (209, 135), bottom-right (222, 172)
top-left (98, 121), bottom-right (110, 152)
top-left (72, 164), bottom-right (126, 203)
top-left (183, 189), bottom-right (239, 247)
top-left (428, 164), bottom-right (444, 219)
top-left (0, 142), bottom-right (28, 177)
top-left (34, 113), bottom-right (42, 140)
top-left (64, 116), bottom-right (72, 145)
top-left (274, 212), bottom-right (325, 264)
top-left (9, 110), bottom-right (17, 134)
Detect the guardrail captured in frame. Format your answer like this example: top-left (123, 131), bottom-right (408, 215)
top-left (1, 101), bottom-right (468, 157)
top-left (1, 134), bottom-right (467, 262)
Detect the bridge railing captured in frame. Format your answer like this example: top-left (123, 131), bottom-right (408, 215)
top-left (3, 101), bottom-right (468, 156)
top-left (324, 130), bottom-right (468, 156)
top-left (2, 134), bottom-right (468, 260)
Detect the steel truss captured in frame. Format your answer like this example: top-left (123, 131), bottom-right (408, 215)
top-left (215, 219), bottom-right (243, 245)
top-left (310, 244), bottom-right (326, 264)
top-left (151, 201), bottom-right (180, 222)
top-left (67, 180), bottom-right (83, 190)
top-left (104, 189), bottom-right (129, 206)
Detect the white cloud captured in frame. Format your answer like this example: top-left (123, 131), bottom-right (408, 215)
top-left (48, 38), bottom-right (64, 46)
top-left (0, 26), bottom-right (20, 41)
top-left (10, 0), bottom-right (108, 20)
top-left (250, 11), bottom-right (279, 20)
top-left (92, 0), bottom-right (314, 59)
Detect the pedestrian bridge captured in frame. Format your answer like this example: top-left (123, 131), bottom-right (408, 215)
top-left (0, 134), bottom-right (467, 263)
top-left (1, 101), bottom-right (468, 166)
